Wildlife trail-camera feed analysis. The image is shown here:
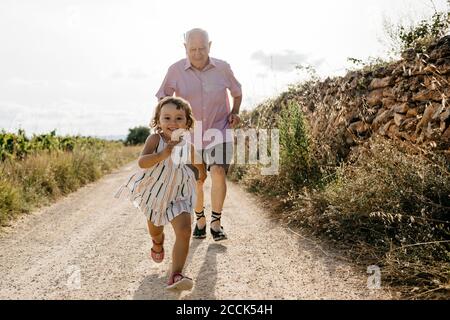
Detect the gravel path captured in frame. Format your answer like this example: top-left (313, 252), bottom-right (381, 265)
top-left (0, 162), bottom-right (391, 299)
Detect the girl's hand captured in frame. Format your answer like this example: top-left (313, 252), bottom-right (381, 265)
top-left (162, 140), bottom-right (179, 157)
top-left (171, 129), bottom-right (188, 142)
top-left (198, 168), bottom-right (207, 182)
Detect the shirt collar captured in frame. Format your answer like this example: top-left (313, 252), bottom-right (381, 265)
top-left (184, 57), bottom-right (216, 71)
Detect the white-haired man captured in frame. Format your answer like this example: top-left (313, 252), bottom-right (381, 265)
top-left (156, 28), bottom-right (242, 241)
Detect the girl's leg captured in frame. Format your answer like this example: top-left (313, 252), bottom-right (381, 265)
top-left (170, 212), bottom-right (192, 274)
top-left (147, 220), bottom-right (164, 253)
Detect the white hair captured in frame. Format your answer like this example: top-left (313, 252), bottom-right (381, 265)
top-left (184, 28), bottom-right (209, 43)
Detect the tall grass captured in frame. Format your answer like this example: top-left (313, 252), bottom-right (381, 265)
top-left (318, 139), bottom-right (450, 298)
top-left (232, 100), bottom-right (450, 299)
top-left (234, 101), bottom-right (322, 196)
top-left (0, 140), bottom-right (141, 226)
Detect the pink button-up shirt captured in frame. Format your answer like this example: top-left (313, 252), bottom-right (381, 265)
top-left (156, 57), bottom-right (242, 149)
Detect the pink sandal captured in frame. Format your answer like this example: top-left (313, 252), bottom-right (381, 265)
top-left (150, 233), bottom-right (164, 263)
top-left (166, 272), bottom-right (193, 291)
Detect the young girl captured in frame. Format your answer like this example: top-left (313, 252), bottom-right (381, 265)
top-left (115, 96), bottom-right (206, 291)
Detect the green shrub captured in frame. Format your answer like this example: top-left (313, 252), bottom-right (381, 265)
top-left (125, 126), bottom-right (150, 145)
top-left (383, 8), bottom-right (450, 55)
top-left (279, 101), bottom-right (316, 188)
top-left (398, 12), bottom-right (449, 52)
top-left (0, 129), bottom-right (115, 161)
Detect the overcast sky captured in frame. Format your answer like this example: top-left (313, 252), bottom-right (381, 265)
top-left (0, 0), bottom-right (448, 137)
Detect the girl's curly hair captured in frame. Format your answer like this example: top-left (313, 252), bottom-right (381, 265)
top-left (150, 96), bottom-right (195, 133)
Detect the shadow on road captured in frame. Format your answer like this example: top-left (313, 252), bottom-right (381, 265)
top-left (183, 242), bottom-right (227, 300)
top-left (183, 237), bottom-right (203, 270)
top-left (133, 273), bottom-right (182, 300)
top-left (133, 238), bottom-right (210, 300)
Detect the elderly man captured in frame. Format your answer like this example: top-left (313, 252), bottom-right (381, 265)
top-left (156, 28), bottom-right (242, 241)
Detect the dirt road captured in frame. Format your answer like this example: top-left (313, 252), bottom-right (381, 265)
top-left (0, 162), bottom-right (391, 299)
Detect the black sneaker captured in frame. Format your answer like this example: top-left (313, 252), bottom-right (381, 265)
top-left (192, 209), bottom-right (206, 239)
top-left (210, 226), bottom-right (227, 241)
top-left (210, 211), bottom-right (227, 241)
top-left (193, 223), bottom-right (206, 239)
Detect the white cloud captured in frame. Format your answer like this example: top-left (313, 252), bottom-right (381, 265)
top-left (1, 99), bottom-right (152, 136)
top-left (251, 50), bottom-right (311, 73)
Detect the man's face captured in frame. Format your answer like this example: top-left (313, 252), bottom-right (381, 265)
top-left (184, 33), bottom-right (211, 70)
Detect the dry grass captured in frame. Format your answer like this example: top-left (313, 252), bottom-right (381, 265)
top-left (0, 144), bottom-right (141, 226)
top-left (231, 97), bottom-right (450, 299)
top-left (311, 138), bottom-right (449, 298)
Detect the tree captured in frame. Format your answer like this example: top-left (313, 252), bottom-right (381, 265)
top-left (125, 126), bottom-right (150, 145)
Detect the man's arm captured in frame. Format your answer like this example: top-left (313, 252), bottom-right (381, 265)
top-left (228, 95), bottom-right (242, 127)
top-left (224, 62), bottom-right (242, 127)
top-left (231, 95), bottom-right (242, 115)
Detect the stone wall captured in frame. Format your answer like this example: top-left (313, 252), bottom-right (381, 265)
top-left (288, 36), bottom-right (450, 158)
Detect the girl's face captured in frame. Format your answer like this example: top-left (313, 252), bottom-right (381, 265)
top-left (158, 102), bottom-right (188, 138)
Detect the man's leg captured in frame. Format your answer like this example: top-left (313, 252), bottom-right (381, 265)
top-left (194, 178), bottom-right (206, 229)
top-left (210, 165), bottom-right (227, 231)
top-left (208, 142), bottom-right (233, 240)
top-left (187, 152), bottom-right (208, 238)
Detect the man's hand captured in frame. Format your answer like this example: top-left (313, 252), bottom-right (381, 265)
top-left (228, 113), bottom-right (241, 128)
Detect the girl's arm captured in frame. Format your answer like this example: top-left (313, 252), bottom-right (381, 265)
top-left (138, 134), bottom-right (176, 169)
top-left (190, 144), bottom-right (207, 182)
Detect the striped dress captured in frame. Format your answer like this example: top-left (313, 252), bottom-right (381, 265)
top-left (115, 134), bottom-right (196, 226)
